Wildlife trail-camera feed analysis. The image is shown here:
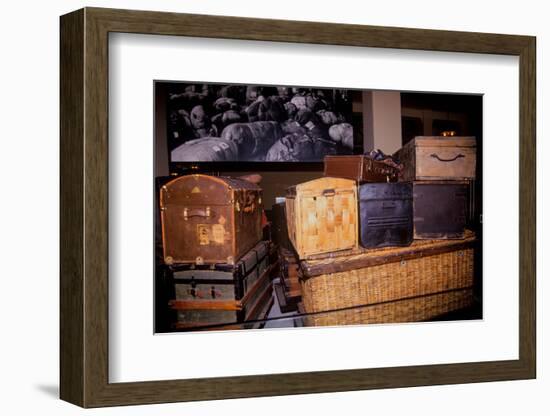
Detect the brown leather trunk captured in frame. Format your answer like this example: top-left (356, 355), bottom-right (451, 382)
top-left (323, 155), bottom-right (398, 182)
top-left (286, 177), bottom-right (358, 259)
top-left (160, 174), bottom-right (262, 265)
top-left (413, 181), bottom-right (469, 239)
top-left (395, 136), bottom-right (476, 181)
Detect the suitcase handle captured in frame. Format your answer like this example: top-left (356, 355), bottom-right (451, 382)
top-left (430, 153), bottom-right (465, 162)
top-left (183, 207), bottom-right (212, 220)
top-left (322, 189), bottom-right (336, 197)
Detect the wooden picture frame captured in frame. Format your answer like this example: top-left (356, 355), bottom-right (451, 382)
top-left (60, 7), bottom-right (536, 408)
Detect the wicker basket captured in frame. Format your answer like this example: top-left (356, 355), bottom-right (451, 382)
top-left (300, 231), bottom-right (475, 326)
top-left (304, 288), bottom-right (474, 327)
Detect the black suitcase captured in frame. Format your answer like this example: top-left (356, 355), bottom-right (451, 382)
top-left (168, 241), bottom-right (273, 330)
top-left (358, 182), bottom-right (413, 248)
top-left (413, 181), bottom-right (469, 239)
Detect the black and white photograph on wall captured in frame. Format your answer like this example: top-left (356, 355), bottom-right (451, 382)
top-left (154, 81), bottom-right (483, 334)
top-left (161, 82), bottom-right (356, 163)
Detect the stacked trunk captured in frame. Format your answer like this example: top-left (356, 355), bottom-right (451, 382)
top-left (358, 182), bottom-right (413, 248)
top-left (285, 177), bottom-right (358, 259)
top-left (160, 174), bottom-right (275, 330)
top-left (412, 181), bottom-right (469, 239)
top-left (169, 241), bottom-right (275, 330)
top-left (287, 136), bottom-right (477, 327)
top-left (394, 136), bottom-right (476, 239)
top-left (396, 136), bottom-right (476, 182)
top-left (160, 174), bottom-right (263, 265)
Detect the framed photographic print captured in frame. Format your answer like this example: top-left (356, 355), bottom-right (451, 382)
top-left (60, 7), bottom-right (536, 408)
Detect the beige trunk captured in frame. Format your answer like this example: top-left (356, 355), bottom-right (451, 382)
top-left (395, 136), bottom-right (476, 181)
top-left (286, 177), bottom-right (358, 259)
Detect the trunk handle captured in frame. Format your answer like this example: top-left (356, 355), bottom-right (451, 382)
top-left (430, 153), bottom-right (465, 162)
top-left (183, 207), bottom-right (212, 220)
top-left (236, 192), bottom-right (257, 214)
top-left (322, 189), bottom-right (336, 197)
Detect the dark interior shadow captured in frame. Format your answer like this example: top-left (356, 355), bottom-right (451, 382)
top-left (35, 384), bottom-right (59, 398)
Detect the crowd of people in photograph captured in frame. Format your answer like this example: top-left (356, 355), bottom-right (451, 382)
top-left (167, 84), bottom-right (355, 162)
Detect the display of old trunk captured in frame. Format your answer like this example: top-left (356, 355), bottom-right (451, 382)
top-left (300, 232), bottom-right (476, 327)
top-left (358, 182), bottom-right (413, 248)
top-left (413, 181), bottom-right (469, 239)
top-left (394, 136), bottom-right (476, 181)
top-left (169, 241), bottom-right (274, 329)
top-left (160, 174), bottom-right (263, 265)
top-left (286, 177), bottom-right (358, 259)
top-left (154, 82), bottom-right (486, 333)
top-left (323, 155), bottom-right (399, 182)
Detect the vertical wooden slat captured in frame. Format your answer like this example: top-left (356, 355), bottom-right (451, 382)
top-left (60, 8), bottom-right (85, 407)
top-left (84, 9), bottom-right (111, 406)
top-left (518, 38), bottom-right (536, 375)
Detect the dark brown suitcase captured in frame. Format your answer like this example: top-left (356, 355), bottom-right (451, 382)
top-left (168, 241), bottom-right (275, 330)
top-left (413, 181), bottom-right (469, 239)
top-left (323, 155), bottom-right (399, 182)
top-left (160, 174), bottom-right (263, 265)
